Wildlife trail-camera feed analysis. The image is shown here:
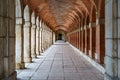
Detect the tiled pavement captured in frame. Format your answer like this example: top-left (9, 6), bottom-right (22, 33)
top-left (17, 41), bottom-right (103, 80)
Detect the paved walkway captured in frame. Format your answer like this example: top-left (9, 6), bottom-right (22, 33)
top-left (17, 41), bottom-right (103, 80)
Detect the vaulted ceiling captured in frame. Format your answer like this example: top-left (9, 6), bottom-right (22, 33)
top-left (22, 0), bottom-right (99, 32)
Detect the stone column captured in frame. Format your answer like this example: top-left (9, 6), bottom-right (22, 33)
top-left (80, 28), bottom-right (82, 50)
top-left (23, 5), bottom-right (32, 63)
top-left (77, 32), bottom-right (79, 48)
top-left (38, 26), bottom-right (41, 54)
top-left (16, 18), bottom-right (25, 69)
top-left (36, 17), bottom-right (40, 55)
top-left (24, 21), bottom-right (32, 62)
top-left (87, 26), bottom-right (90, 56)
top-left (89, 22), bottom-right (96, 59)
top-left (95, 18), bottom-right (105, 64)
top-left (79, 30), bottom-right (81, 50)
top-left (0, 0), bottom-right (16, 79)
top-left (85, 26), bottom-right (88, 55)
top-left (78, 31), bottom-right (80, 49)
top-left (44, 30), bottom-right (47, 50)
top-left (31, 24), bottom-right (36, 58)
top-left (42, 29), bottom-right (45, 52)
top-left (39, 27), bottom-right (42, 53)
top-left (81, 28), bottom-right (84, 52)
top-left (83, 27), bottom-right (85, 52)
top-left (31, 12), bottom-right (37, 58)
top-left (41, 29), bottom-right (44, 53)
top-left (39, 21), bottom-right (42, 54)
top-left (104, 0), bottom-right (120, 80)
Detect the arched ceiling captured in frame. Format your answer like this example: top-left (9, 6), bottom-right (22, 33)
top-left (23, 0), bottom-right (97, 32)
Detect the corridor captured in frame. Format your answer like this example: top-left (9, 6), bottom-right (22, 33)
top-left (1, 0), bottom-right (120, 80)
top-left (17, 41), bottom-right (103, 80)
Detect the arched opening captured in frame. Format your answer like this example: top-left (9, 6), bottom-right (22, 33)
top-left (58, 33), bottom-right (62, 40)
top-left (56, 29), bottom-right (66, 41)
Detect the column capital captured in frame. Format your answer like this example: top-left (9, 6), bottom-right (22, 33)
top-left (24, 21), bottom-right (31, 27)
top-left (16, 17), bottom-right (23, 24)
top-left (81, 27), bottom-right (83, 31)
top-left (96, 18), bottom-right (105, 25)
top-left (89, 22), bottom-right (96, 28)
top-left (84, 25), bottom-right (86, 30)
top-left (32, 24), bottom-right (36, 29)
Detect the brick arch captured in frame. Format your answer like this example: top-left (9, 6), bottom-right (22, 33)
top-left (21, 0), bottom-right (96, 32)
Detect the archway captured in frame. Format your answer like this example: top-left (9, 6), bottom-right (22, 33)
top-left (58, 33), bottom-right (62, 40)
top-left (56, 29), bottom-right (66, 41)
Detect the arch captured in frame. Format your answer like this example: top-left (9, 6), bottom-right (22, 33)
top-left (16, 0), bottom-right (22, 17)
top-left (24, 5), bottom-right (30, 21)
top-left (31, 11), bottom-right (36, 24)
top-left (36, 16), bottom-right (40, 27)
top-left (56, 29), bottom-right (66, 41)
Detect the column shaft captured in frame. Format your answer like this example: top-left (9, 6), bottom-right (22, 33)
top-left (24, 21), bottom-right (32, 62)
top-left (16, 18), bottom-right (25, 69)
top-left (31, 25), bottom-right (37, 58)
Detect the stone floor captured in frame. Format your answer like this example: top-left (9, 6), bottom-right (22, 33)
top-left (17, 41), bottom-right (103, 80)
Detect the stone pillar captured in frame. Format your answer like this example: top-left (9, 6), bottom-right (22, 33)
top-left (44, 30), bottom-right (47, 50)
top-left (41, 24), bottom-right (45, 52)
top-left (16, 18), bottom-right (25, 69)
top-left (36, 17), bottom-right (40, 55)
top-left (31, 24), bottom-right (37, 58)
top-left (78, 31), bottom-right (80, 49)
top-left (0, 0), bottom-right (16, 79)
top-left (31, 12), bottom-right (37, 58)
top-left (80, 28), bottom-right (82, 50)
top-left (77, 32), bottom-right (79, 48)
top-left (39, 26), bottom-right (42, 54)
top-left (23, 21), bottom-right (32, 62)
top-left (75, 32), bottom-right (77, 47)
top-left (95, 19), bottom-right (105, 64)
top-left (42, 29), bottom-right (45, 51)
top-left (87, 26), bottom-right (90, 56)
top-left (89, 23), bottom-right (96, 59)
top-left (79, 30), bottom-right (81, 50)
top-left (104, 0), bottom-right (120, 80)
top-left (81, 28), bottom-right (84, 52)
top-left (83, 28), bottom-right (85, 52)
top-left (38, 27), bottom-right (41, 54)
top-left (39, 27), bottom-right (42, 53)
top-left (41, 28), bottom-right (44, 53)
top-left (23, 5), bottom-right (32, 63)
top-left (52, 32), bottom-right (55, 44)
top-left (85, 26), bottom-right (87, 54)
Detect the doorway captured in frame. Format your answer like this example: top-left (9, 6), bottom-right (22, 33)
top-left (58, 34), bottom-right (62, 40)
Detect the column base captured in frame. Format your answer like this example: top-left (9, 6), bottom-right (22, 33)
top-left (32, 54), bottom-right (37, 58)
top-left (24, 57), bottom-right (32, 63)
top-left (37, 54), bottom-right (41, 56)
top-left (104, 73), bottom-right (120, 80)
top-left (89, 50), bottom-right (92, 58)
top-left (1, 71), bottom-right (17, 80)
top-left (36, 52), bottom-right (41, 56)
top-left (16, 62), bottom-right (25, 69)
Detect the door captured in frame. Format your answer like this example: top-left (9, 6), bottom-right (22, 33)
top-left (58, 34), bottom-right (62, 40)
